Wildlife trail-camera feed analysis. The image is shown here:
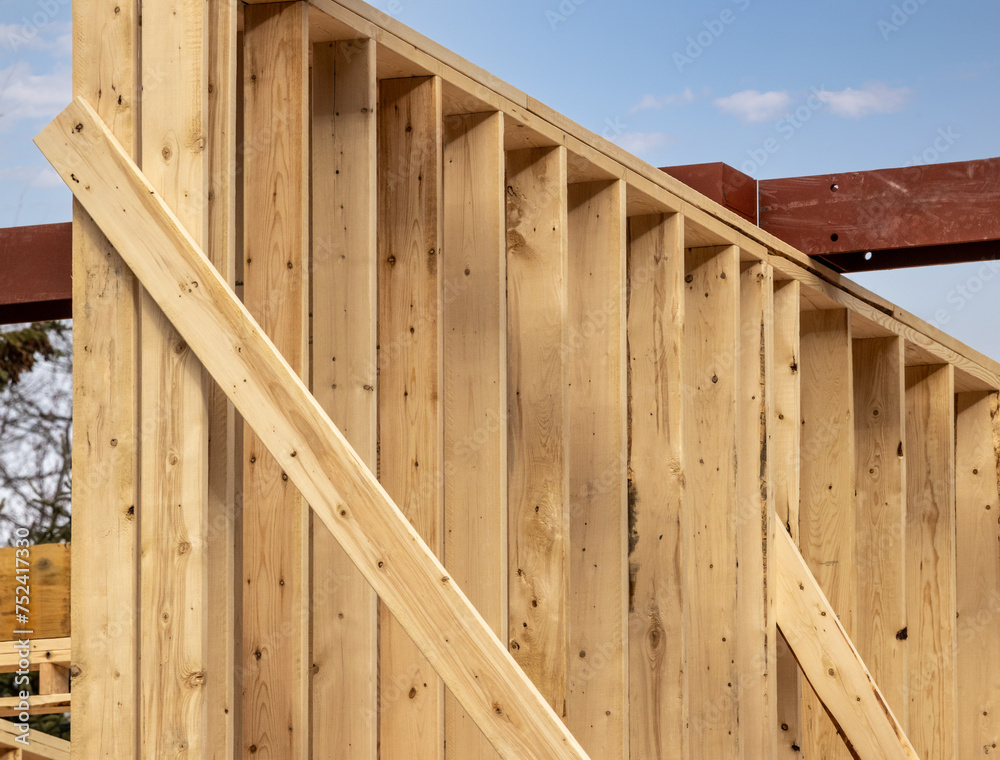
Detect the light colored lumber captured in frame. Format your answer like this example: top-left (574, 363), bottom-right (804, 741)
top-left (310, 38), bottom-right (378, 760)
top-left (566, 180), bottom-right (628, 759)
top-left (770, 262), bottom-right (998, 392)
top-left (852, 338), bottom-right (907, 722)
top-left (70, 0), bottom-right (139, 756)
top-left (242, 5), bottom-right (311, 758)
top-left (955, 391), bottom-right (1000, 759)
top-left (207, 0), bottom-right (240, 755)
top-left (37, 664), bottom-right (69, 697)
top-left (378, 74), bottom-right (445, 760)
top-left (776, 632), bottom-right (803, 758)
top-left (0, 696), bottom-right (70, 718)
top-left (799, 308), bottom-right (857, 760)
top-left (775, 526), bottom-right (919, 760)
top-left (626, 213), bottom-right (686, 760)
top-left (772, 281), bottom-right (801, 537)
top-left (682, 244), bottom-right (740, 757)
top-left (505, 146), bottom-right (570, 713)
top-left (303, 0), bottom-right (1000, 392)
top-left (0, 545), bottom-right (69, 641)
top-left (36, 94), bottom-right (590, 760)
top-left (905, 364), bottom-right (957, 760)
top-left (442, 110), bottom-right (506, 760)
top-left (0, 719), bottom-right (69, 760)
top-left (738, 259), bottom-right (777, 759)
top-left (139, 0), bottom-right (211, 755)
top-left (772, 279), bottom-right (803, 759)
top-left (0, 640), bottom-right (70, 672)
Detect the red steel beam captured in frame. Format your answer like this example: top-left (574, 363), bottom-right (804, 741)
top-left (0, 223), bottom-right (72, 324)
top-left (1, 159), bottom-right (998, 321)
top-left (758, 158), bottom-right (1000, 272)
top-left (660, 161), bottom-right (758, 223)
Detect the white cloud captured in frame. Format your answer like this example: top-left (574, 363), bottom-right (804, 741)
top-left (0, 23), bottom-right (72, 55)
top-left (611, 131), bottom-right (675, 156)
top-left (0, 62), bottom-right (71, 124)
top-left (629, 88), bottom-right (695, 114)
top-left (714, 89), bottom-right (793, 123)
top-left (815, 83), bottom-right (911, 118)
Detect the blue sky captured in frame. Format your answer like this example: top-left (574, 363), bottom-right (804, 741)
top-left (1, 0), bottom-right (998, 359)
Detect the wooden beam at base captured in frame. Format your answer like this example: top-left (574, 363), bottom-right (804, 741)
top-left (242, 5), bottom-right (311, 758)
top-left (626, 213), bottom-right (686, 760)
top-left (442, 110), bottom-right (507, 760)
top-left (311, 37), bottom-right (378, 760)
top-left (904, 364), bottom-right (957, 759)
top-left (37, 95), bottom-right (593, 760)
top-left (0, 719), bottom-right (69, 760)
top-left (566, 180), bottom-right (628, 759)
top-left (775, 527), bottom-right (919, 760)
top-left (955, 391), bottom-right (1000, 759)
top-left (0, 640), bottom-right (70, 673)
top-left (0, 696), bottom-right (70, 718)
